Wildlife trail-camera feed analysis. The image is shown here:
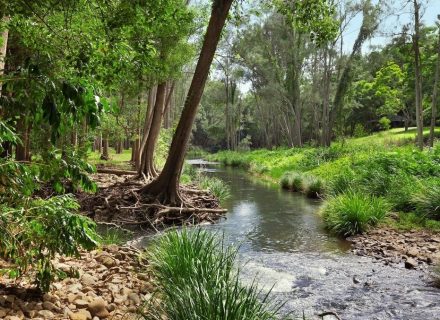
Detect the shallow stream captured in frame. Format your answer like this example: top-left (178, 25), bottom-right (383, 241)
top-left (135, 161), bottom-right (440, 319)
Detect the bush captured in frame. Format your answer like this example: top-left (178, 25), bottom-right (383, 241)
top-left (412, 180), bottom-right (440, 220)
top-left (303, 176), bottom-right (325, 198)
top-left (144, 229), bottom-right (283, 320)
top-left (0, 195), bottom-right (98, 292)
top-left (322, 192), bottom-right (390, 236)
top-left (379, 117), bottom-right (391, 131)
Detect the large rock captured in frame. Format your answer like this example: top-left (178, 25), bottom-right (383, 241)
top-left (68, 309), bottom-right (92, 320)
top-left (405, 258), bottom-right (418, 269)
top-left (81, 273), bottom-right (98, 286)
top-left (88, 298), bottom-right (110, 318)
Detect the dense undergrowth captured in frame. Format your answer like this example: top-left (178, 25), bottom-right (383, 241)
top-left (143, 229), bottom-right (284, 320)
top-left (209, 128), bottom-right (440, 236)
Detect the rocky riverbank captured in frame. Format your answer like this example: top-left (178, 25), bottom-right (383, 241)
top-left (349, 227), bottom-right (440, 270)
top-left (0, 245), bottom-right (152, 319)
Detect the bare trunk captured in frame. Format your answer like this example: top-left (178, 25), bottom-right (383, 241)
top-left (414, 0), bottom-right (424, 150)
top-left (15, 116), bottom-right (28, 161)
top-left (138, 87), bottom-right (157, 172)
top-left (429, 20), bottom-right (440, 147)
top-left (139, 82), bottom-right (167, 178)
top-left (140, 0), bottom-right (233, 205)
top-left (101, 137), bottom-right (109, 160)
top-left (0, 16), bottom-right (9, 97)
top-left (163, 81), bottom-right (175, 129)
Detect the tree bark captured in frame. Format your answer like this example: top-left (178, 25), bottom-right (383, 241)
top-left (138, 87), bottom-right (157, 172)
top-left (140, 0), bottom-right (233, 205)
top-left (15, 116), bottom-right (29, 161)
top-left (413, 0), bottom-right (424, 150)
top-left (139, 82), bottom-right (167, 178)
top-left (163, 81), bottom-right (175, 129)
top-left (0, 16), bottom-right (9, 97)
top-left (101, 136), bottom-right (109, 160)
top-left (429, 20), bottom-right (440, 147)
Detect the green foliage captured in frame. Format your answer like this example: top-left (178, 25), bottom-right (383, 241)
top-left (379, 116), bottom-right (391, 130)
top-left (303, 175), bottom-right (325, 198)
top-left (144, 229), bottom-right (283, 320)
top-left (353, 124), bottom-right (368, 138)
top-left (281, 172), bottom-right (304, 192)
top-left (322, 192), bottom-right (390, 236)
top-left (0, 195), bottom-right (98, 292)
top-left (198, 176), bottom-right (231, 202)
top-left (412, 180), bottom-right (440, 220)
top-left (39, 148), bottom-right (97, 193)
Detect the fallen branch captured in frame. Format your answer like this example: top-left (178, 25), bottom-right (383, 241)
top-left (318, 311), bottom-right (342, 320)
top-left (97, 168), bottom-right (137, 176)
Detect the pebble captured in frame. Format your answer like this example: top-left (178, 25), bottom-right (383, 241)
top-left (0, 246), bottom-right (151, 319)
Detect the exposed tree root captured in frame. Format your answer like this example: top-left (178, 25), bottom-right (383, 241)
top-left (77, 173), bottom-right (226, 232)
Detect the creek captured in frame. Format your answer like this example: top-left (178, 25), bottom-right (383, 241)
top-left (129, 161), bottom-right (440, 319)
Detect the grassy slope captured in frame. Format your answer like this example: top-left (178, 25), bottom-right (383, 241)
top-left (209, 128), bottom-right (440, 232)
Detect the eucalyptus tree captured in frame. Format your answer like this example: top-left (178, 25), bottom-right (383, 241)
top-left (429, 16), bottom-right (440, 147)
top-left (141, 0), bottom-right (234, 205)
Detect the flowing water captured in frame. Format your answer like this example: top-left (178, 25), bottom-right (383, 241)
top-left (193, 163), bottom-right (440, 320)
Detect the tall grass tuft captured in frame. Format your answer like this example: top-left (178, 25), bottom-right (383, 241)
top-left (280, 172), bottom-right (304, 192)
top-left (412, 181), bottom-right (440, 220)
top-left (199, 176), bottom-right (231, 201)
top-left (303, 175), bottom-right (325, 198)
top-left (321, 191), bottom-right (390, 237)
top-left (143, 229), bottom-right (283, 320)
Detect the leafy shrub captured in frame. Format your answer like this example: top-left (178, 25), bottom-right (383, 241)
top-left (322, 192), bottom-right (390, 236)
top-left (353, 123), bottom-right (369, 137)
top-left (144, 229), bottom-right (283, 320)
top-left (0, 195), bottom-right (98, 292)
top-left (303, 175), bottom-right (325, 198)
top-left (412, 180), bottom-right (440, 220)
top-left (39, 147), bottom-right (97, 193)
top-left (379, 117), bottom-right (391, 130)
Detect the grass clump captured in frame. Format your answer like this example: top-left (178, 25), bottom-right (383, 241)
top-left (199, 176), bottom-right (231, 201)
top-left (144, 229), bottom-right (283, 320)
top-left (322, 191), bottom-right (390, 237)
top-left (280, 172), bottom-right (304, 192)
top-left (412, 180), bottom-right (440, 220)
top-left (303, 176), bottom-right (325, 198)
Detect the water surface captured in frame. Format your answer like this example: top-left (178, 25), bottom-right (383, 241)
top-left (200, 165), bottom-right (440, 320)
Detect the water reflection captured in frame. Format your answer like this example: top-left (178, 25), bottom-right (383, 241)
top-left (207, 166), bottom-right (349, 253)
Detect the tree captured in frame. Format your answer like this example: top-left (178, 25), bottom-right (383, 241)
top-left (429, 17), bottom-right (440, 147)
top-left (413, 0), bottom-right (424, 149)
top-left (140, 0), bottom-right (234, 205)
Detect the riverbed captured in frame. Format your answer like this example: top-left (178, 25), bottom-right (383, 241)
top-left (201, 164), bottom-right (440, 320)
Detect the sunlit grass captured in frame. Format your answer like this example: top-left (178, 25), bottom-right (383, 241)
top-left (143, 229), bottom-right (284, 320)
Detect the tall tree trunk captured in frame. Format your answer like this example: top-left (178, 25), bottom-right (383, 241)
top-left (429, 20), bottom-right (440, 147)
top-left (0, 16), bottom-right (9, 97)
top-left (138, 87), bottom-right (157, 172)
top-left (413, 0), bottom-right (424, 150)
top-left (163, 81), bottom-right (175, 129)
top-left (139, 82), bottom-right (167, 178)
top-left (328, 2), bottom-right (378, 145)
top-left (140, 0), bottom-right (233, 205)
top-left (15, 116), bottom-right (28, 161)
top-left (101, 136), bottom-right (109, 160)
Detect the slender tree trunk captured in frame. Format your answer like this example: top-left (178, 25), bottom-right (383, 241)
top-left (139, 82), bottom-right (167, 178)
top-left (140, 0), bottom-right (233, 205)
top-left (429, 20), bottom-right (440, 147)
top-left (15, 116), bottom-right (28, 161)
top-left (101, 136), bottom-right (109, 160)
top-left (413, 0), bottom-right (424, 150)
top-left (138, 87), bottom-right (157, 172)
top-left (0, 16), bottom-right (9, 97)
top-left (163, 81), bottom-right (175, 129)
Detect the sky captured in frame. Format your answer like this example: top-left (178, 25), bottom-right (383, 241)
top-left (343, 0), bottom-right (440, 53)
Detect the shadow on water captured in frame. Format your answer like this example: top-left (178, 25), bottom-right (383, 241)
top-left (133, 161), bottom-right (440, 320)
